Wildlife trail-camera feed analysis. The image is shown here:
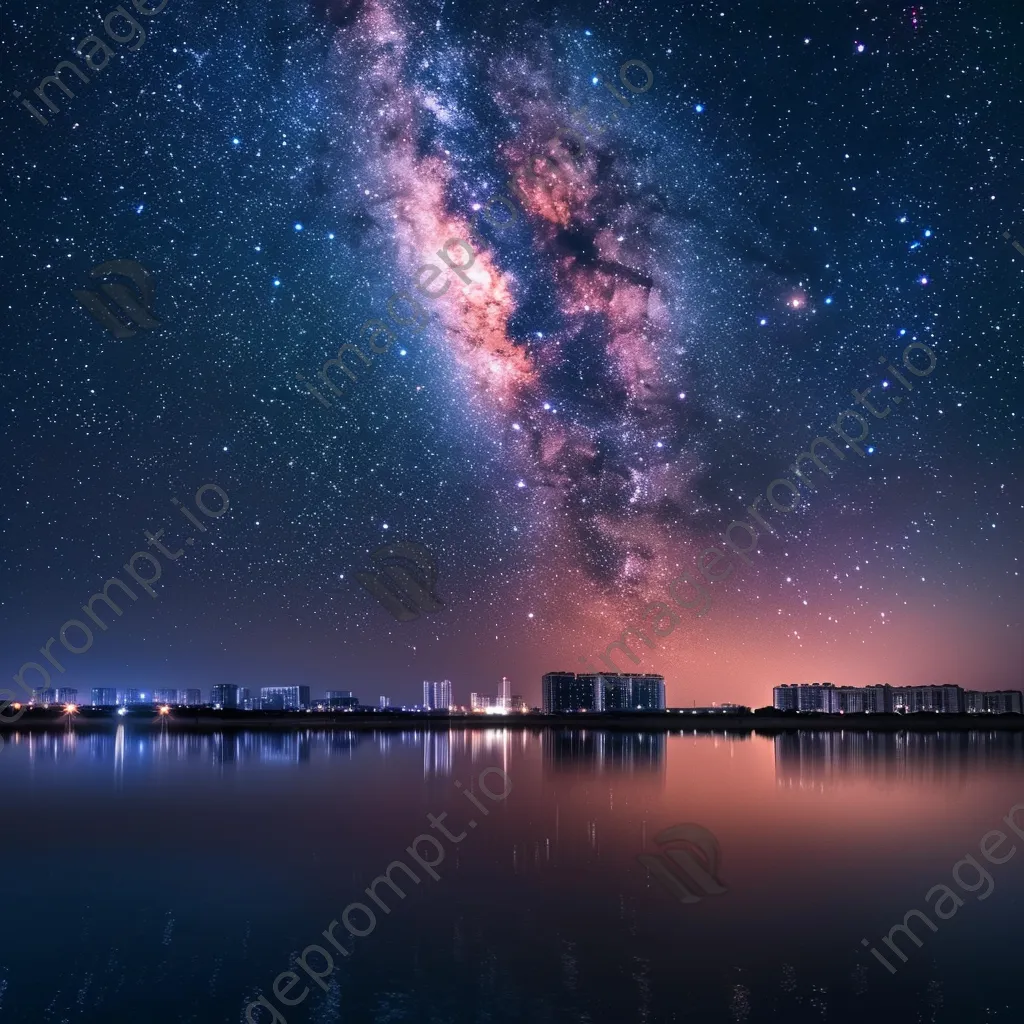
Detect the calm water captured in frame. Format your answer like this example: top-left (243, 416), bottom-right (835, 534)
top-left (2, 726), bottom-right (1023, 1023)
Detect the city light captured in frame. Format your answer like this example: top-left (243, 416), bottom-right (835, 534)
top-left (158, 705), bottom-right (171, 715)
top-left (62, 703), bottom-right (79, 715)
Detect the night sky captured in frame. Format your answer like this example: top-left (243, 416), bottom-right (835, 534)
top-left (1, 0), bottom-right (1021, 709)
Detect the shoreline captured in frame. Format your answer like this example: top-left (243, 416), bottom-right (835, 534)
top-left (5, 710), bottom-right (1024, 733)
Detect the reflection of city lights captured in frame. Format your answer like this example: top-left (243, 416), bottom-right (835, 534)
top-left (158, 705), bottom-right (171, 715)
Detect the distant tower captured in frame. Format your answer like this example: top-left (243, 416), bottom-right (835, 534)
top-left (499, 676), bottom-right (511, 711)
top-left (379, 696), bottom-right (391, 709)
top-left (422, 680), bottom-right (452, 710)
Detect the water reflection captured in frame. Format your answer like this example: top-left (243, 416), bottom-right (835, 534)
top-left (12, 727), bottom-right (1024, 787)
top-left (542, 729), bottom-right (666, 776)
top-left (774, 730), bottom-right (1024, 788)
top-left (3, 726), bottom-right (1023, 1024)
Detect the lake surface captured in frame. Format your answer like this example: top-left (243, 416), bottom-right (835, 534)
top-left (2, 726), bottom-right (1023, 1023)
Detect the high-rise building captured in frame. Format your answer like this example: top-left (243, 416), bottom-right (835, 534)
top-left (118, 689), bottom-right (145, 706)
top-left (835, 687), bottom-right (864, 713)
top-left (863, 684), bottom-right (892, 713)
top-left (773, 685), bottom-right (799, 711)
top-left (259, 686), bottom-right (310, 711)
top-left (91, 688), bottom-right (118, 707)
top-left (422, 680), bottom-right (452, 710)
top-left (56, 688), bottom-right (78, 705)
top-left (178, 689), bottom-right (202, 707)
top-left (238, 687), bottom-right (253, 710)
top-left (33, 688), bottom-right (57, 705)
top-left (596, 674), bottom-right (631, 711)
top-left (892, 685), bottom-right (964, 714)
top-left (379, 696), bottom-right (391, 709)
top-left (499, 676), bottom-right (511, 711)
top-left (542, 672), bottom-right (600, 714)
top-left (211, 684), bottom-right (240, 709)
top-left (773, 682), bottom-right (992, 714)
top-left (773, 682), bottom-right (837, 712)
top-left (965, 690), bottom-right (1024, 714)
top-left (153, 689), bottom-right (178, 705)
top-left (324, 690), bottom-right (359, 709)
top-left (587, 673), bottom-right (666, 711)
top-left (629, 675), bottom-right (666, 711)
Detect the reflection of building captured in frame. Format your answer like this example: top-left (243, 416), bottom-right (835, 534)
top-left (775, 731), bottom-right (1024, 789)
top-left (423, 731), bottom-right (453, 777)
top-left (965, 690), bottom-right (1024, 714)
top-left (211, 684), bottom-right (240, 708)
top-left (237, 731), bottom-right (312, 764)
top-left (259, 686), bottom-right (310, 711)
top-left (91, 688), bottom-right (118, 707)
top-left (422, 680), bottom-right (452, 710)
top-left (542, 729), bottom-right (666, 774)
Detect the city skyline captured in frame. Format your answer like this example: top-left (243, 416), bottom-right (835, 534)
top-left (16, 673), bottom-right (1024, 715)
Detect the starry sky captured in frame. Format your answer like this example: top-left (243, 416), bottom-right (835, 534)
top-left (1, 0), bottom-right (1022, 709)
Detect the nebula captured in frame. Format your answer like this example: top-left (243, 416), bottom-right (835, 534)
top-left (322, 1), bottom-right (702, 600)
